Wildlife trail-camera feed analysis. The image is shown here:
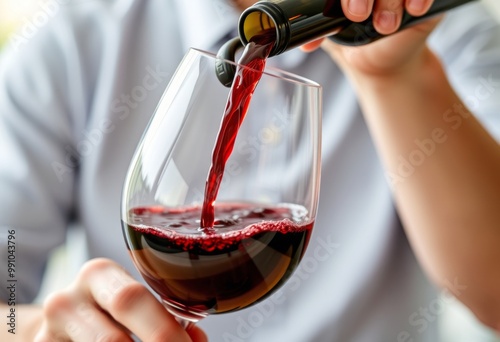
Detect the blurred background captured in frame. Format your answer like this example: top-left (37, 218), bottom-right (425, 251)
top-left (1, 0), bottom-right (499, 341)
top-left (0, 1), bottom-right (39, 49)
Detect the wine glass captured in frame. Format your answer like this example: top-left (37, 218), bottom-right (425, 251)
top-left (121, 48), bottom-right (322, 330)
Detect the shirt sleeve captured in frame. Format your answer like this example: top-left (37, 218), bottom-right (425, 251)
top-left (429, 2), bottom-right (500, 141)
top-left (0, 14), bottom-right (83, 303)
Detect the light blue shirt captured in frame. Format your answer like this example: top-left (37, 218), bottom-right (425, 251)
top-left (1, 0), bottom-right (499, 341)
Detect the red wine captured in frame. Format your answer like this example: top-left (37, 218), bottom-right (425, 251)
top-left (124, 203), bottom-right (312, 319)
top-left (201, 31), bottom-right (276, 228)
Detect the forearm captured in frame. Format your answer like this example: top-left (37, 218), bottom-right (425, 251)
top-left (351, 49), bottom-right (500, 328)
top-left (1, 302), bottom-right (43, 340)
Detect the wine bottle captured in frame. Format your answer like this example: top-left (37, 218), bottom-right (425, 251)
top-left (215, 0), bottom-right (476, 86)
top-left (238, 0), bottom-right (476, 56)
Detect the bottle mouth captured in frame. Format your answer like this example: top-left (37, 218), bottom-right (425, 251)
top-left (216, 3), bottom-right (287, 87)
top-left (215, 37), bottom-right (244, 87)
top-left (238, 3), bottom-right (289, 56)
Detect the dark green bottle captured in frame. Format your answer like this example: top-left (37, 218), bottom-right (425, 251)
top-left (238, 0), bottom-right (476, 56)
top-left (215, 0), bottom-right (476, 86)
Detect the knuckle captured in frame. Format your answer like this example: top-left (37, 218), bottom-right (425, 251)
top-left (43, 291), bottom-right (74, 319)
top-left (109, 282), bottom-right (150, 314)
top-left (79, 258), bottom-right (116, 278)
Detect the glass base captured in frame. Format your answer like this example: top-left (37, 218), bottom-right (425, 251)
top-left (162, 300), bottom-right (207, 330)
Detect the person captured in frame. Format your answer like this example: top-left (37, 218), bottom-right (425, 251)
top-left (1, 0), bottom-right (499, 340)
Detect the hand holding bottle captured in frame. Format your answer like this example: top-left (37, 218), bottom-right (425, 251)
top-left (214, 0), bottom-right (474, 86)
top-left (305, 0), bottom-right (442, 79)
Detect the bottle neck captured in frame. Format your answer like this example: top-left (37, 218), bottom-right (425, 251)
top-left (238, 1), bottom-right (347, 56)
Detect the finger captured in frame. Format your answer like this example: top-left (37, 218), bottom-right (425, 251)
top-left (406, 0), bottom-right (434, 17)
top-left (79, 258), bottom-right (192, 342)
top-left (300, 38), bottom-right (324, 52)
top-left (37, 290), bottom-right (133, 342)
top-left (373, 0), bottom-right (404, 35)
top-left (341, 0), bottom-right (374, 22)
top-left (187, 325), bottom-right (209, 342)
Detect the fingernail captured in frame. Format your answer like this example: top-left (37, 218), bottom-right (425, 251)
top-left (348, 0), bottom-right (369, 17)
top-left (378, 10), bottom-right (398, 32)
top-left (408, 0), bottom-right (427, 13)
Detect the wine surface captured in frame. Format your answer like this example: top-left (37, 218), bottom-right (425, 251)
top-left (124, 203), bottom-right (312, 318)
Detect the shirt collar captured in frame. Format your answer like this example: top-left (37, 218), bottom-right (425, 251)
top-left (174, 0), bottom-right (240, 52)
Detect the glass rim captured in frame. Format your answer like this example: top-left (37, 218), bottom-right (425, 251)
top-left (190, 47), bottom-right (322, 89)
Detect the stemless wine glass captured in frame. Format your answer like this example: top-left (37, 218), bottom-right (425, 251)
top-left (121, 48), bottom-right (322, 330)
